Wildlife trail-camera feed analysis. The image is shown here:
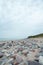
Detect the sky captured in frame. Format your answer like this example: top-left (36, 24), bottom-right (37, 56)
top-left (0, 0), bottom-right (43, 40)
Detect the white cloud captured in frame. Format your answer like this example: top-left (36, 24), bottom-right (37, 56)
top-left (0, 0), bottom-right (43, 39)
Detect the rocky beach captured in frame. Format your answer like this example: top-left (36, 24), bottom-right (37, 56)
top-left (0, 38), bottom-right (43, 65)
top-left (0, 0), bottom-right (43, 65)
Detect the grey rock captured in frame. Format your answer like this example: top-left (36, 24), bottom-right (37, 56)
top-left (19, 61), bottom-right (28, 65)
top-left (0, 52), bottom-right (4, 58)
top-left (0, 43), bottom-right (5, 47)
top-left (28, 61), bottom-right (41, 65)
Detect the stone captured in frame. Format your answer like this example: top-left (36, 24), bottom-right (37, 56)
top-left (0, 38), bottom-right (43, 65)
top-left (34, 59), bottom-right (39, 62)
top-left (2, 50), bottom-right (7, 53)
top-left (2, 63), bottom-right (12, 65)
top-left (8, 43), bottom-right (12, 47)
top-left (7, 58), bottom-right (13, 63)
top-left (0, 52), bottom-right (4, 58)
top-left (28, 61), bottom-right (41, 65)
top-left (0, 43), bottom-right (5, 47)
top-left (1, 58), bottom-right (13, 65)
top-left (17, 47), bottom-right (23, 52)
top-left (22, 50), bottom-right (29, 56)
top-left (39, 56), bottom-right (43, 64)
top-left (11, 54), bottom-right (23, 64)
top-left (0, 60), bottom-right (3, 65)
top-left (13, 62), bottom-right (19, 65)
top-left (4, 52), bottom-right (10, 57)
top-left (11, 54), bottom-right (16, 60)
top-left (15, 54), bottom-right (23, 63)
top-left (19, 61), bottom-right (28, 65)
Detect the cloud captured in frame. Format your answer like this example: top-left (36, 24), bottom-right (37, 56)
top-left (0, 0), bottom-right (43, 39)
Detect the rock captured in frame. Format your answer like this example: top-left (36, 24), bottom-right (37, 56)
top-left (17, 51), bottom-right (22, 55)
top-left (17, 47), bottom-right (23, 52)
top-left (22, 50), bottom-right (29, 56)
top-left (0, 43), bottom-right (5, 47)
top-left (8, 43), bottom-right (12, 47)
top-left (34, 59), bottom-right (39, 62)
top-left (28, 61), bottom-right (41, 65)
top-left (13, 62), bottom-right (19, 65)
top-left (19, 61), bottom-right (28, 65)
top-left (4, 52), bottom-right (10, 57)
top-left (7, 58), bottom-right (13, 63)
top-left (1, 49), bottom-right (7, 53)
top-left (2, 63), bottom-right (12, 65)
top-left (1, 58), bottom-right (13, 65)
top-left (11, 41), bottom-right (13, 43)
top-left (12, 54), bottom-right (23, 64)
top-left (39, 56), bottom-right (43, 64)
top-left (0, 60), bottom-right (2, 65)
top-left (0, 52), bottom-right (4, 58)
top-left (0, 38), bottom-right (43, 65)
top-left (15, 54), bottom-right (23, 63)
top-left (14, 49), bottom-right (18, 53)
top-left (11, 54), bottom-right (16, 59)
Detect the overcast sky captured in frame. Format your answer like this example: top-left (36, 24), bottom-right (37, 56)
top-left (0, 0), bottom-right (43, 40)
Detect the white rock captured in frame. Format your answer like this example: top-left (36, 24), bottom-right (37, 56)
top-left (4, 52), bottom-right (10, 57)
top-left (39, 56), bottom-right (43, 64)
top-left (2, 50), bottom-right (7, 52)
